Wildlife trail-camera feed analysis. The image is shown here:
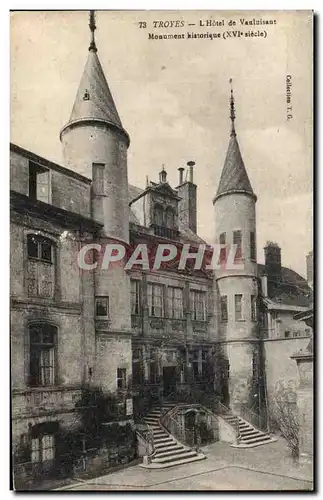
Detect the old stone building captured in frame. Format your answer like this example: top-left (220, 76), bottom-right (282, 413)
top-left (10, 12), bottom-right (312, 480)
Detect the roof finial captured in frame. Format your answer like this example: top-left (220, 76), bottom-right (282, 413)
top-left (229, 78), bottom-right (236, 137)
top-left (89, 10), bottom-right (97, 52)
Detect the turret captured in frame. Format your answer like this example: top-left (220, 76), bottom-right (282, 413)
top-left (213, 81), bottom-right (261, 414)
top-left (61, 12), bottom-right (132, 393)
top-left (60, 11), bottom-right (130, 243)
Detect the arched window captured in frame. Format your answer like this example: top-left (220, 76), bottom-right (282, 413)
top-left (165, 207), bottom-right (175, 228)
top-left (27, 234), bottom-right (55, 298)
top-left (153, 204), bottom-right (164, 226)
top-left (29, 323), bottom-right (57, 387)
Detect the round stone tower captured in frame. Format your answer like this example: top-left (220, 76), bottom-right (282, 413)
top-left (60, 12), bottom-right (132, 392)
top-left (60, 11), bottom-right (130, 244)
top-left (213, 83), bottom-right (259, 412)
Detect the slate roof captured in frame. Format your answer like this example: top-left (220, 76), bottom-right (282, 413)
top-left (61, 48), bottom-right (128, 141)
top-left (258, 263), bottom-right (312, 308)
top-left (214, 133), bottom-right (256, 202)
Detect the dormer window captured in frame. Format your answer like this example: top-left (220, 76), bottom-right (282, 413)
top-left (29, 162), bottom-right (51, 204)
top-left (154, 204), bottom-right (163, 226)
top-left (166, 207), bottom-right (175, 228)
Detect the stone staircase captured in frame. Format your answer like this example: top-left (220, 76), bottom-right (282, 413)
top-left (140, 403), bottom-right (206, 469)
top-left (222, 412), bottom-right (277, 448)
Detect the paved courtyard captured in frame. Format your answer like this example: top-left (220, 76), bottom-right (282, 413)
top-left (56, 438), bottom-right (313, 491)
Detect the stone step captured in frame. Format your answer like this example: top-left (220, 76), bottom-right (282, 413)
top-left (240, 429), bottom-right (261, 438)
top-left (154, 437), bottom-right (174, 444)
top-left (154, 439), bottom-right (177, 448)
top-left (154, 443), bottom-right (182, 453)
top-left (140, 453), bottom-right (206, 469)
top-left (240, 434), bottom-right (272, 444)
top-left (154, 447), bottom-right (188, 458)
top-left (144, 418), bottom-right (160, 424)
top-left (153, 450), bottom-right (198, 464)
top-left (153, 431), bottom-right (168, 437)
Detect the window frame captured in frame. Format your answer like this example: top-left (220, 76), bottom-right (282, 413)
top-left (190, 289), bottom-right (207, 321)
top-left (233, 229), bottom-right (242, 261)
top-left (220, 295), bottom-right (228, 323)
top-left (95, 296), bottom-right (110, 318)
top-left (116, 368), bottom-right (127, 390)
top-left (148, 283), bottom-right (164, 317)
top-left (29, 161), bottom-right (51, 204)
top-left (251, 295), bottom-right (257, 322)
top-left (250, 231), bottom-right (256, 262)
top-left (130, 279), bottom-right (141, 315)
top-left (167, 286), bottom-right (184, 319)
top-left (234, 294), bottom-right (244, 321)
top-left (29, 323), bottom-right (57, 387)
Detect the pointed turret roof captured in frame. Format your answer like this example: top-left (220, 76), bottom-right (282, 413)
top-left (60, 11), bottom-right (129, 144)
top-left (214, 81), bottom-right (256, 203)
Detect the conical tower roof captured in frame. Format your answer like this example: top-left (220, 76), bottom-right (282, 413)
top-left (60, 12), bottom-right (129, 144)
top-left (214, 82), bottom-right (256, 203)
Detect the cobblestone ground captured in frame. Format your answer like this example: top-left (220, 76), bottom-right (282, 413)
top-left (56, 438), bottom-right (314, 492)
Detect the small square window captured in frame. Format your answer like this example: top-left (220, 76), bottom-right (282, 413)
top-left (96, 297), bottom-right (109, 317)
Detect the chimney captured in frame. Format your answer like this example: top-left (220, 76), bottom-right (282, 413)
top-left (178, 167), bottom-right (184, 185)
top-left (176, 161), bottom-right (197, 233)
top-left (261, 274), bottom-right (268, 297)
top-left (264, 242), bottom-right (282, 281)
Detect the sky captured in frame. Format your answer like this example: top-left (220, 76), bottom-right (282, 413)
top-left (10, 10), bottom-right (313, 277)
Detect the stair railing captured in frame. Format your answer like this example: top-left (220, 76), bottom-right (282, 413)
top-left (160, 404), bottom-right (187, 446)
top-left (239, 404), bottom-right (264, 432)
top-left (135, 417), bottom-right (156, 462)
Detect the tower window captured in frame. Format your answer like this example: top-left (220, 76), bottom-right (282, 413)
top-left (219, 232), bottom-right (227, 263)
top-left (250, 232), bottom-right (256, 261)
top-left (95, 296), bottom-right (109, 317)
top-left (251, 295), bottom-right (257, 322)
top-left (220, 295), bottom-right (228, 322)
top-left (83, 89), bottom-right (90, 100)
top-left (233, 230), bottom-right (242, 260)
top-left (235, 294), bottom-right (243, 321)
top-left (29, 162), bottom-right (51, 204)
top-left (92, 163), bottom-right (105, 196)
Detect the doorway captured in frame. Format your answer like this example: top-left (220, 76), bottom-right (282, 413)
top-left (163, 366), bottom-right (177, 397)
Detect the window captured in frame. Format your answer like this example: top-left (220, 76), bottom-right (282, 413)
top-left (92, 163), bottom-right (105, 195)
top-left (167, 287), bottom-right (183, 319)
top-left (31, 435), bottom-right (55, 464)
top-left (154, 204), bottom-right (164, 226)
top-left (251, 295), bottom-right (257, 321)
top-left (29, 324), bottom-right (56, 387)
top-left (27, 235), bottom-right (55, 298)
top-left (220, 295), bottom-right (228, 322)
top-left (192, 350), bottom-right (199, 380)
top-left (148, 283), bottom-right (164, 317)
top-left (29, 162), bottom-right (51, 204)
top-left (131, 280), bottom-right (141, 315)
top-left (95, 296), bottom-right (109, 317)
top-left (250, 232), bottom-right (256, 261)
top-left (165, 207), bottom-right (175, 228)
top-left (190, 290), bottom-right (206, 321)
top-left (117, 368), bottom-right (127, 389)
top-left (233, 230), bottom-right (242, 261)
top-left (219, 232), bottom-right (227, 263)
top-left (201, 350), bottom-right (209, 380)
top-left (149, 361), bottom-right (158, 384)
top-left (235, 294), bottom-right (243, 321)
